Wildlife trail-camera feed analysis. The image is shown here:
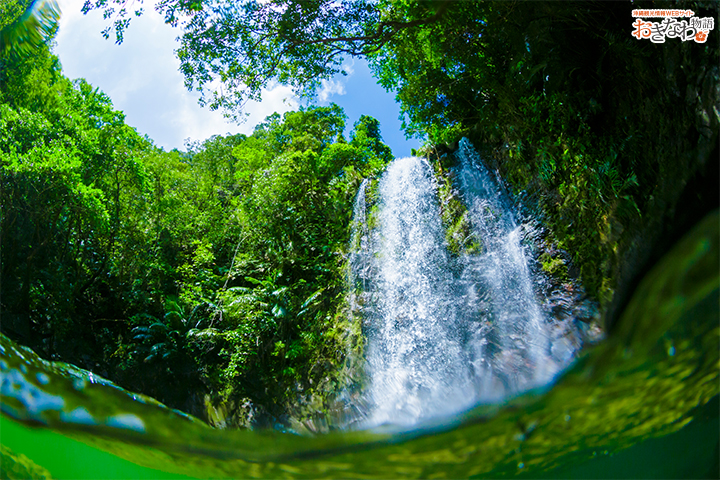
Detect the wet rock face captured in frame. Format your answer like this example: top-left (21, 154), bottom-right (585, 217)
top-left (203, 395), bottom-right (277, 430)
top-left (454, 24), bottom-right (719, 333)
top-left (603, 54), bottom-right (719, 331)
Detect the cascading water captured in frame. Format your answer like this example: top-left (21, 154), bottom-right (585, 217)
top-left (453, 138), bottom-right (578, 400)
top-left (351, 156), bottom-right (475, 427)
top-left (350, 139), bottom-right (584, 427)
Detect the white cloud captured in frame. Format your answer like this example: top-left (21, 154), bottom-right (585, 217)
top-left (55, 0), bottom-right (299, 150)
top-left (313, 59), bottom-right (356, 104)
top-left (342, 59), bottom-right (355, 77)
top-left (317, 79), bottom-right (346, 103)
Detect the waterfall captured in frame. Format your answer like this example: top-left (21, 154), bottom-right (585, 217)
top-left (355, 157), bottom-right (474, 427)
top-left (350, 140), bottom-right (583, 428)
top-left (349, 178), bottom-right (370, 296)
top-left (454, 138), bottom-right (564, 400)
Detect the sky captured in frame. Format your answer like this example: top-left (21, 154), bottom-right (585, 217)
top-left (54, 0), bottom-right (422, 157)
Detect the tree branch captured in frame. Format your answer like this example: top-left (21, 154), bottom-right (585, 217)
top-left (286, 2), bottom-right (450, 56)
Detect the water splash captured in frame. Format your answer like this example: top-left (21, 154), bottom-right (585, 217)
top-left (351, 140), bottom-right (584, 427)
top-left (356, 157), bottom-right (475, 427)
top-left (454, 138), bottom-right (578, 400)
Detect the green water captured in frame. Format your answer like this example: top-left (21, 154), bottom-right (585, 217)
top-left (1, 212), bottom-right (718, 479)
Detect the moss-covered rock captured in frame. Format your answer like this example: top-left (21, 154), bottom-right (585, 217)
top-left (428, 152), bottom-right (484, 257)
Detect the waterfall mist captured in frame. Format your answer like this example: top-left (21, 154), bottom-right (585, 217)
top-left (349, 139), bottom-right (585, 428)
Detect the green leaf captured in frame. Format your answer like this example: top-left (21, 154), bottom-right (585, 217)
top-left (300, 288), bottom-right (324, 310)
top-left (271, 304), bottom-right (287, 319)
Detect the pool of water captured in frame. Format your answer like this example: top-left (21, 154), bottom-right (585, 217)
top-left (1, 212), bottom-right (718, 479)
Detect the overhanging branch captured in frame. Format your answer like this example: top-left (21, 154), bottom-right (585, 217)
top-left (286, 2), bottom-right (450, 56)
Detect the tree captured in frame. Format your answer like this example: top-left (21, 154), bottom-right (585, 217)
top-left (1, 32), bottom-right (149, 359)
top-left (80, 0), bottom-right (450, 119)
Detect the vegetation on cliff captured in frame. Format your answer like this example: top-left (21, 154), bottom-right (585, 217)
top-left (1, 0), bottom-right (717, 424)
top-left (1, 16), bottom-right (391, 421)
top-left (371, 1), bottom-right (718, 323)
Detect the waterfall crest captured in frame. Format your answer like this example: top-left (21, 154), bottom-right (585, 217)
top-left (349, 140), bottom-right (584, 428)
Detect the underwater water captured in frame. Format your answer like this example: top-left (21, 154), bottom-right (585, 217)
top-left (1, 149), bottom-right (718, 478)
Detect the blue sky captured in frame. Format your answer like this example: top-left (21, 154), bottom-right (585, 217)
top-left (54, 0), bottom-right (422, 157)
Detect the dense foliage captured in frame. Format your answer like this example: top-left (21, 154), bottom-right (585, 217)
top-left (81, 0), bottom-right (718, 321)
top-left (2, 0), bottom-right (717, 425)
top-left (0, 23), bottom-right (392, 420)
top-left (375, 1), bottom-right (718, 320)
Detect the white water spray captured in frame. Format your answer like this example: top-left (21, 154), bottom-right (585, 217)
top-left (352, 157), bottom-right (475, 427)
top-left (350, 140), bottom-right (583, 428)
